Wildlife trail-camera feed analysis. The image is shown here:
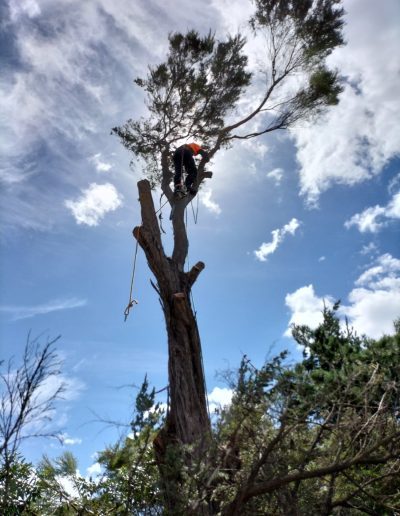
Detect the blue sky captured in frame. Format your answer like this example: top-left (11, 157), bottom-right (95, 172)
top-left (1, 0), bottom-right (400, 476)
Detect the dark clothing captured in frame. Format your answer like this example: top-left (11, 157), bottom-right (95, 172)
top-left (173, 145), bottom-right (198, 189)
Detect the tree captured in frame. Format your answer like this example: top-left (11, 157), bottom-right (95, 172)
top-left (23, 378), bottom-right (165, 515)
top-left (0, 333), bottom-right (65, 512)
top-left (211, 308), bottom-right (400, 515)
top-left (8, 312), bottom-right (400, 514)
top-left (113, 0), bottom-right (345, 510)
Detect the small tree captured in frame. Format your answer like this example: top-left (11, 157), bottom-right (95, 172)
top-left (26, 378), bottom-right (165, 515)
top-left (113, 0), bottom-right (345, 509)
top-left (0, 333), bottom-right (65, 512)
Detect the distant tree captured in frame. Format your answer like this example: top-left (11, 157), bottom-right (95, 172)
top-left (24, 378), bottom-right (165, 515)
top-left (113, 0), bottom-right (345, 510)
top-left (0, 333), bottom-right (65, 512)
top-left (96, 376), bottom-right (164, 514)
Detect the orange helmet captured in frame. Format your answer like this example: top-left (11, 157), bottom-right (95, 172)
top-left (186, 143), bottom-right (202, 155)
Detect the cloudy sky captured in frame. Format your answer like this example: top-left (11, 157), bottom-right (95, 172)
top-left (1, 0), bottom-right (399, 475)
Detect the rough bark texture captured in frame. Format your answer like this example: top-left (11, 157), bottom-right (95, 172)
top-left (133, 179), bottom-right (211, 512)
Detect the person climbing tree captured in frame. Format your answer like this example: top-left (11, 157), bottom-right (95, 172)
top-left (173, 143), bottom-right (209, 197)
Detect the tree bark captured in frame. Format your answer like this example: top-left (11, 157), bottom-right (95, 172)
top-left (133, 179), bottom-right (211, 512)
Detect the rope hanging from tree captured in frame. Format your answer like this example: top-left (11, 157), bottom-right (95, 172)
top-left (123, 198), bottom-right (170, 322)
top-left (124, 226), bottom-right (141, 321)
top-left (185, 208), bottom-right (210, 420)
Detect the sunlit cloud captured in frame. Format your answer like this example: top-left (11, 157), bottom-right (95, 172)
top-left (86, 462), bottom-right (102, 477)
top-left (345, 191), bottom-right (400, 233)
top-left (9, 0), bottom-right (41, 21)
top-left (59, 433), bottom-right (83, 446)
top-left (284, 285), bottom-right (334, 338)
top-left (65, 182), bottom-right (123, 226)
top-left (285, 254), bottom-right (400, 340)
top-left (200, 188), bottom-right (221, 215)
top-left (360, 242), bottom-right (378, 256)
top-left (89, 153), bottom-right (113, 173)
top-left (0, 297), bottom-right (87, 320)
top-left (291, 0), bottom-right (400, 206)
top-left (266, 167), bottom-right (284, 186)
top-left (207, 387), bottom-right (233, 414)
top-left (254, 218), bottom-right (301, 262)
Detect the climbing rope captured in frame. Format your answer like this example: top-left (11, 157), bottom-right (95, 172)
top-left (190, 289), bottom-right (211, 420)
top-left (158, 194), bottom-right (167, 234)
top-left (124, 195), bottom-right (170, 322)
top-left (185, 205), bottom-right (210, 420)
top-left (155, 195), bottom-right (170, 217)
top-left (190, 192), bottom-right (199, 225)
top-left (124, 226), bottom-right (141, 321)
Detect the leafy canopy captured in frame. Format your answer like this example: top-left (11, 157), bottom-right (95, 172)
top-left (113, 1), bottom-right (345, 187)
top-left (113, 31), bottom-right (251, 182)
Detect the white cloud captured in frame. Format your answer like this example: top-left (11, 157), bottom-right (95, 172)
top-left (38, 374), bottom-right (85, 404)
top-left (7, 370), bottom-right (86, 442)
top-left (345, 191), bottom-right (400, 233)
top-left (318, 256), bottom-right (326, 262)
top-left (345, 205), bottom-right (386, 233)
top-left (284, 285), bottom-right (333, 337)
top-left (266, 168), bottom-right (284, 185)
top-left (9, 0), bottom-right (41, 20)
top-left (354, 253), bottom-right (400, 288)
top-left (200, 188), bottom-right (221, 215)
top-left (360, 242), bottom-right (378, 256)
top-left (207, 387), bottom-right (233, 413)
top-left (65, 182), bottom-right (123, 226)
top-left (285, 254), bottom-right (400, 340)
top-left (345, 254), bottom-right (400, 338)
top-left (241, 139), bottom-right (269, 160)
top-left (0, 0), bottom-right (163, 233)
top-left (60, 433), bottom-right (82, 446)
top-left (55, 475), bottom-right (79, 498)
top-left (345, 287), bottom-right (399, 339)
top-left (86, 462), bottom-right (102, 477)
top-left (291, 0), bottom-right (400, 205)
top-left (254, 218), bottom-right (301, 262)
top-left (64, 437), bottom-right (82, 445)
top-left (0, 297), bottom-right (87, 320)
top-left (388, 173), bottom-right (400, 194)
top-left (387, 191), bottom-right (400, 218)
top-left (90, 153), bottom-right (113, 173)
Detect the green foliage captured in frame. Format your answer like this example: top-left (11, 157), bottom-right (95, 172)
top-left (208, 307), bottom-right (400, 514)
top-left (113, 30), bottom-right (251, 184)
top-left (0, 455), bottom-right (37, 514)
top-left (251, 0), bottom-right (345, 61)
top-left (3, 313), bottom-right (400, 513)
top-left (95, 376), bottom-right (164, 514)
top-left (113, 1), bottom-right (345, 189)
top-left (0, 378), bottom-right (165, 515)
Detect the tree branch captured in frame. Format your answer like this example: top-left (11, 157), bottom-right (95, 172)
top-left (242, 441), bottom-right (400, 503)
top-left (187, 261), bottom-right (205, 287)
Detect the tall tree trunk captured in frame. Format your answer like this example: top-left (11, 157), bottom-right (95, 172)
top-left (133, 179), bottom-right (211, 512)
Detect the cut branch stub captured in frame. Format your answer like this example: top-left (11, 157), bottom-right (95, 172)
top-left (187, 261), bottom-right (205, 287)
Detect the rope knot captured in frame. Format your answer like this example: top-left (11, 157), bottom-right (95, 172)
top-left (124, 299), bottom-right (138, 322)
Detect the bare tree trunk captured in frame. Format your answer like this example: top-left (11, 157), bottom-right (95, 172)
top-left (133, 179), bottom-right (211, 512)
